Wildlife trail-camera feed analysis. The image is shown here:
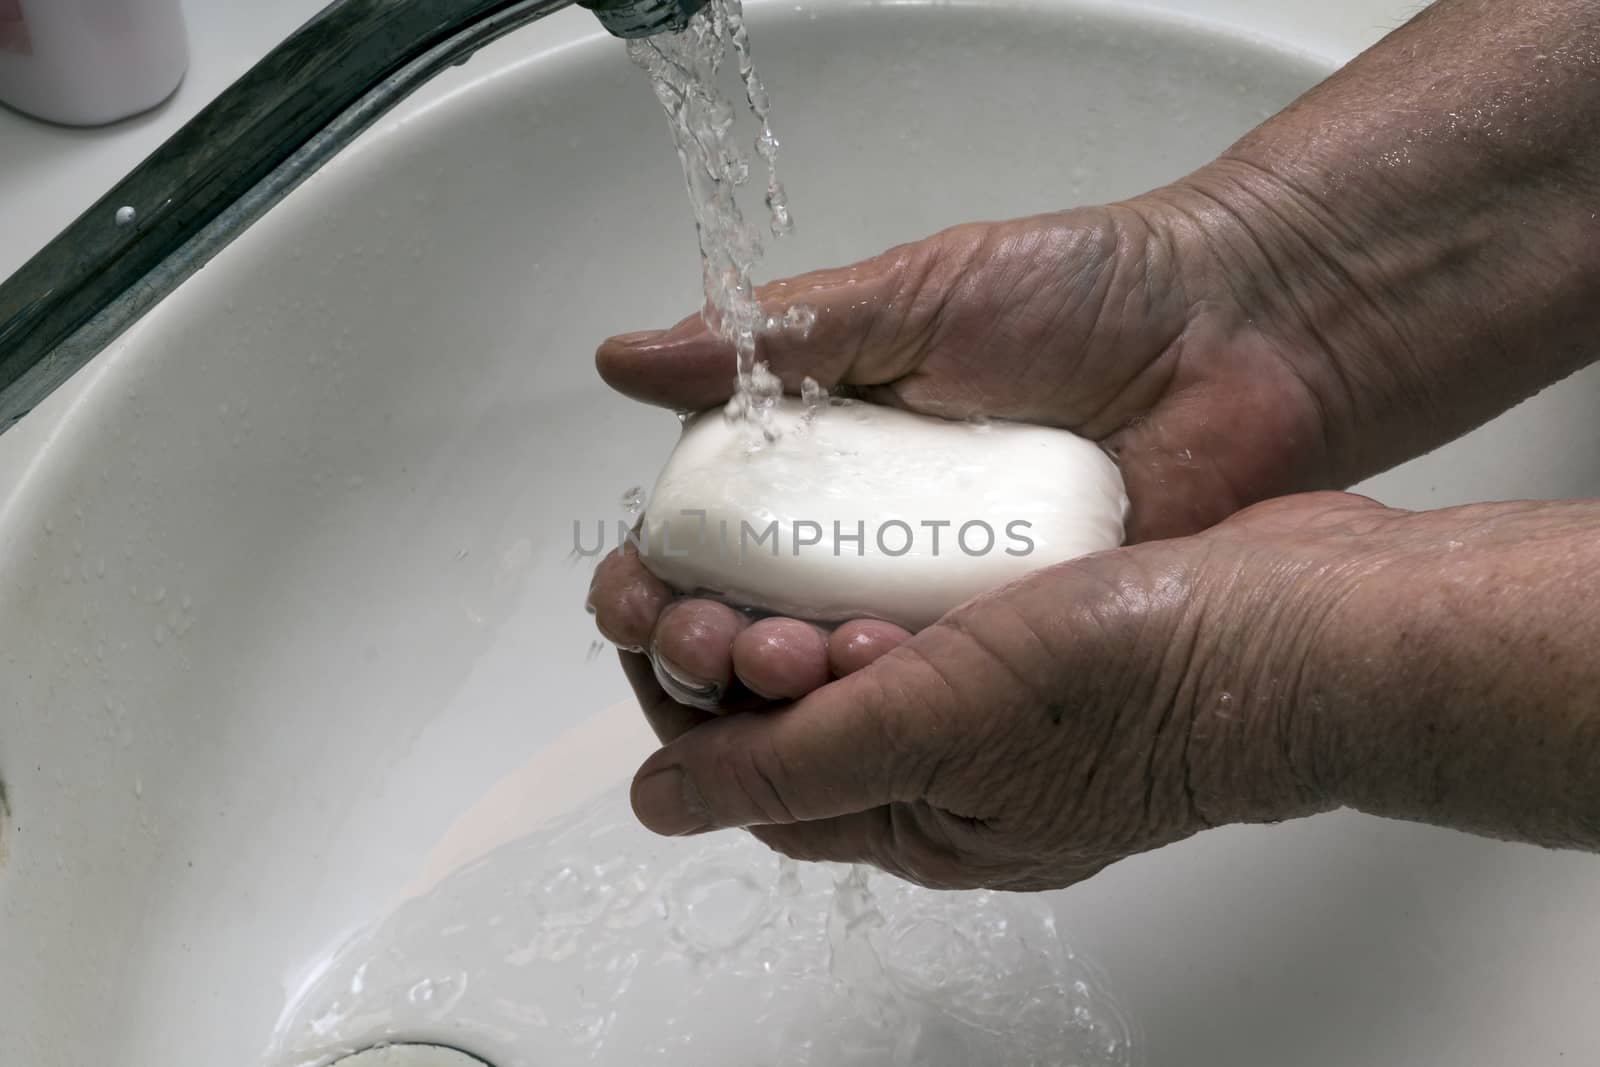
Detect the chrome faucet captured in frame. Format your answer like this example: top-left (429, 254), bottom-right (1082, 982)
top-left (580, 0), bottom-right (710, 37)
top-left (0, 0), bottom-right (711, 435)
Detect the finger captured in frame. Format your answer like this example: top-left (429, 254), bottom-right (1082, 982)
top-left (620, 649), bottom-right (713, 745)
top-left (596, 231), bottom-right (976, 411)
top-left (732, 617), bottom-right (831, 700)
top-left (650, 598), bottom-right (750, 709)
top-left (587, 544), bottom-right (673, 652)
top-left (827, 619), bottom-right (913, 676)
top-left (629, 648), bottom-right (945, 835)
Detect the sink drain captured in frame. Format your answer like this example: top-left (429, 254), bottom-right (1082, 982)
top-left (331, 1047), bottom-right (490, 1067)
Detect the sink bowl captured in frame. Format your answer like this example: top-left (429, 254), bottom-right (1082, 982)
top-left (4, 1), bottom-right (1599, 1064)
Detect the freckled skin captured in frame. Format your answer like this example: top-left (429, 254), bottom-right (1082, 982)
top-left (590, 0), bottom-right (1600, 888)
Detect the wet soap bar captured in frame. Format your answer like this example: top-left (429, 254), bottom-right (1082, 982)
top-left (639, 398), bottom-right (1128, 631)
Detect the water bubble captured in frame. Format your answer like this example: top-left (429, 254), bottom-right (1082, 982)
top-left (262, 784), bottom-right (1135, 1066)
top-left (669, 864), bottom-right (772, 954)
top-left (783, 303), bottom-right (817, 337)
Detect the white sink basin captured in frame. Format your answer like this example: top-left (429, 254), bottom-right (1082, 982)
top-left (4, 2), bottom-right (1599, 1064)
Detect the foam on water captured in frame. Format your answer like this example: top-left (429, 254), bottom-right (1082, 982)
top-left (264, 786), bottom-right (1134, 1066)
top-left (627, 0), bottom-right (812, 440)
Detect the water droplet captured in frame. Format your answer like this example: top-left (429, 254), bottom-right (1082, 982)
top-left (783, 304), bottom-right (817, 337)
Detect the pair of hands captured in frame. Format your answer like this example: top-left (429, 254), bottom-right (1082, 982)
top-left (586, 182), bottom-right (1421, 890)
top-left (588, 0), bottom-right (1600, 884)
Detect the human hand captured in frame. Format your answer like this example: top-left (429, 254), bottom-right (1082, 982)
top-left (593, 0), bottom-right (1600, 879)
top-left (589, 196), bottom-right (1348, 710)
top-left (621, 491), bottom-right (1600, 888)
top-left (594, 0), bottom-right (1600, 709)
top-left (598, 200), bottom-right (1341, 543)
top-left (620, 492), bottom-right (1398, 890)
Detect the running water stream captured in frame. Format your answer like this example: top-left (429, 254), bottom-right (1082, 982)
top-left (627, 0), bottom-right (815, 436)
top-left (602, 5), bottom-right (1138, 1061)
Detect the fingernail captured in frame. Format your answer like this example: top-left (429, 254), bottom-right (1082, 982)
top-left (609, 329), bottom-right (663, 348)
top-left (633, 767), bottom-right (711, 836)
top-left (652, 652), bottom-right (725, 711)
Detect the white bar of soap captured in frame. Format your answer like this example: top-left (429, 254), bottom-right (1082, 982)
top-left (639, 398), bottom-right (1128, 631)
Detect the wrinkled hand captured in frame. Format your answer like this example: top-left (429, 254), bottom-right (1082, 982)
top-left (623, 493), bottom-right (1400, 891)
top-left (585, 0), bottom-right (1600, 882)
top-left (589, 196), bottom-right (1345, 709)
top-left (599, 199), bottom-right (1339, 541)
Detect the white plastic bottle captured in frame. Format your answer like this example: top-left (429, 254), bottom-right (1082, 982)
top-left (0, 0), bottom-right (188, 127)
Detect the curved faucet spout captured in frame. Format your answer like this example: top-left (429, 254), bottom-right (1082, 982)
top-left (580, 0), bottom-right (711, 38)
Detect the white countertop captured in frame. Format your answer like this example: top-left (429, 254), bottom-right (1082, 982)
top-left (0, 0), bottom-right (331, 491)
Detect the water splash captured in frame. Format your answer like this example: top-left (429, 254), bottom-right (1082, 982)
top-left (628, 0), bottom-right (811, 440)
top-left (620, 486), bottom-right (648, 523)
top-left (264, 787), bottom-right (1134, 1067)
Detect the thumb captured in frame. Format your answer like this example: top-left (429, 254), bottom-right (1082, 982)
top-left (628, 654), bottom-right (938, 835)
top-left (596, 229), bottom-right (978, 412)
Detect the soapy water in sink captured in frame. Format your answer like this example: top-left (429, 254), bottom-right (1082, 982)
top-left (264, 785), bottom-right (1133, 1066)
top-left (627, 0), bottom-right (815, 439)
